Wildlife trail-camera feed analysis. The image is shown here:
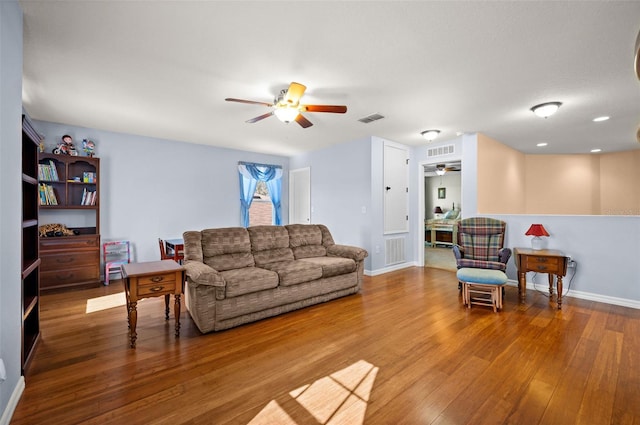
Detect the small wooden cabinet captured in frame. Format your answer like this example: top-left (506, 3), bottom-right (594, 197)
top-left (38, 153), bottom-right (101, 289)
top-left (40, 235), bottom-right (101, 289)
top-left (22, 115), bottom-right (41, 372)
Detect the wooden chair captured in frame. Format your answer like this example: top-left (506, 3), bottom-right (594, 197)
top-left (102, 240), bottom-right (131, 285)
top-left (158, 238), bottom-right (173, 260)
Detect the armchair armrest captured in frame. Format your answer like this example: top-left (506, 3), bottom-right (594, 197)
top-left (183, 261), bottom-right (224, 287)
top-left (327, 244), bottom-right (368, 262)
top-left (498, 247), bottom-right (512, 264)
top-left (452, 245), bottom-right (464, 261)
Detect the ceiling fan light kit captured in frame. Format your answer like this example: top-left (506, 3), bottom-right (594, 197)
top-left (226, 82), bottom-right (347, 128)
top-left (274, 106), bottom-right (299, 123)
top-left (531, 101), bottom-right (562, 118)
top-left (421, 129), bottom-right (440, 141)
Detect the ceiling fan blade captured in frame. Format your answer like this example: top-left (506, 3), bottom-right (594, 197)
top-left (303, 104), bottom-right (347, 114)
top-left (246, 111), bottom-right (274, 123)
top-left (295, 114), bottom-right (313, 128)
top-left (284, 82), bottom-right (306, 105)
top-left (225, 98), bottom-right (274, 107)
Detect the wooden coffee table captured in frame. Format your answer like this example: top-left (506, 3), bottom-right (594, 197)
top-left (122, 260), bottom-right (185, 348)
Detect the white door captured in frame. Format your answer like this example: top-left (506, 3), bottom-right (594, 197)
top-left (289, 167), bottom-right (311, 224)
top-left (384, 143), bottom-right (409, 234)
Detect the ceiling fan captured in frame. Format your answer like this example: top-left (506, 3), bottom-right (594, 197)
top-left (434, 163), bottom-right (461, 175)
top-left (225, 82), bottom-right (347, 128)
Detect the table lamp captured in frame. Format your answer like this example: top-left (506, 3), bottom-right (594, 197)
top-left (525, 224), bottom-right (549, 250)
top-left (433, 206), bottom-right (443, 218)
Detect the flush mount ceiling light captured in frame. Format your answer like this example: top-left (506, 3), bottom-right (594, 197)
top-left (421, 130), bottom-right (440, 141)
top-left (593, 116), bottom-right (610, 122)
top-left (536, 142), bottom-right (548, 147)
top-left (531, 102), bottom-right (562, 118)
top-left (591, 148), bottom-right (602, 153)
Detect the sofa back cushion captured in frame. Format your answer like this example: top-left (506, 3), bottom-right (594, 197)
top-left (248, 225), bottom-right (294, 266)
top-left (286, 224), bottom-right (327, 259)
top-left (201, 227), bottom-right (254, 271)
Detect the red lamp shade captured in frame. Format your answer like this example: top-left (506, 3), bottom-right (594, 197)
top-left (525, 224), bottom-right (549, 237)
top-left (433, 206), bottom-right (443, 214)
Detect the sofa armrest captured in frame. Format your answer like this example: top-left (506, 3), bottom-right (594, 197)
top-left (327, 244), bottom-right (368, 261)
top-left (183, 261), bottom-right (224, 287)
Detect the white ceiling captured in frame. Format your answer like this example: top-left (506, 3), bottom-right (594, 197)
top-left (20, 1), bottom-right (640, 157)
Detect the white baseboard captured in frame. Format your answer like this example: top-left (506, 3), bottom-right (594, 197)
top-left (513, 279), bottom-right (640, 310)
top-left (365, 261), bottom-right (417, 277)
top-left (363, 269), bottom-right (640, 310)
top-left (0, 376), bottom-right (25, 425)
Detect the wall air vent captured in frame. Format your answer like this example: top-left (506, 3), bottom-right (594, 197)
top-left (427, 144), bottom-right (455, 158)
top-left (358, 113), bottom-right (385, 124)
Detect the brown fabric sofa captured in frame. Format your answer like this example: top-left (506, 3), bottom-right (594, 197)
top-left (182, 224), bottom-right (368, 333)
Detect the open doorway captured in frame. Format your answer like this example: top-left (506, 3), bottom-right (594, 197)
top-left (423, 161), bottom-right (461, 271)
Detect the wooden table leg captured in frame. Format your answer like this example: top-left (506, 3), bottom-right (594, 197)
top-left (164, 294), bottom-right (170, 320)
top-left (518, 270), bottom-right (526, 301)
top-left (174, 294), bottom-right (181, 337)
top-left (548, 273), bottom-right (554, 297)
top-left (556, 275), bottom-right (563, 309)
top-left (128, 301), bottom-right (137, 348)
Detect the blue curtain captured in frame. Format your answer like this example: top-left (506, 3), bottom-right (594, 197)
top-left (238, 163), bottom-right (283, 227)
top-left (266, 178), bottom-right (282, 225)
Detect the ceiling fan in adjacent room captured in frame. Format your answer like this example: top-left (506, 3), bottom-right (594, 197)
top-left (225, 82), bottom-right (347, 128)
top-left (432, 163), bottom-right (461, 175)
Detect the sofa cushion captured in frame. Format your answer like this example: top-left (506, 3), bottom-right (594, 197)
top-left (261, 260), bottom-right (323, 287)
top-left (201, 227), bottom-right (254, 271)
top-left (286, 224), bottom-right (328, 259)
top-left (292, 245), bottom-right (327, 259)
top-left (220, 267), bottom-right (279, 298)
top-left (248, 226), bottom-right (295, 266)
top-left (299, 256), bottom-right (357, 278)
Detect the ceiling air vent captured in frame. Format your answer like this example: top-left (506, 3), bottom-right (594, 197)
top-left (358, 113), bottom-right (385, 124)
top-left (427, 144), bottom-right (455, 158)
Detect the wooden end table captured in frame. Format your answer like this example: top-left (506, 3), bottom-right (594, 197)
top-left (514, 248), bottom-right (569, 309)
top-left (122, 260), bottom-right (185, 348)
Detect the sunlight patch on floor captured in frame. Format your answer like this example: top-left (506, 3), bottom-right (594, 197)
top-left (249, 359), bottom-right (379, 425)
top-left (86, 292), bottom-right (126, 314)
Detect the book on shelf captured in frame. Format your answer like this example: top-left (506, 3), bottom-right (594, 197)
top-left (81, 188), bottom-right (97, 206)
top-left (38, 160), bottom-right (59, 182)
top-left (39, 183), bottom-right (58, 206)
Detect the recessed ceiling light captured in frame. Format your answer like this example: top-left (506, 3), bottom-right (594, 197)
top-left (536, 142), bottom-right (548, 147)
top-left (591, 148), bottom-right (602, 153)
top-left (530, 102), bottom-right (562, 118)
top-left (593, 116), bottom-right (610, 122)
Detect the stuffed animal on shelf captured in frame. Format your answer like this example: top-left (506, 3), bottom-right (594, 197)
top-left (53, 134), bottom-right (78, 156)
top-left (38, 223), bottom-right (76, 237)
top-left (82, 139), bottom-right (96, 157)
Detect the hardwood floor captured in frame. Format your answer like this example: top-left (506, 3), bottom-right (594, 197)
top-left (12, 267), bottom-right (640, 425)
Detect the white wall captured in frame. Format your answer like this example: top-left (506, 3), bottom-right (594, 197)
top-left (290, 137), bottom-right (372, 269)
top-left (425, 173), bottom-right (461, 217)
top-left (33, 121), bottom-right (290, 264)
top-left (0, 0), bottom-right (26, 421)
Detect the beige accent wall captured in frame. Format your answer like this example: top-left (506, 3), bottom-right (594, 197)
top-left (524, 154), bottom-right (600, 214)
top-left (476, 133), bottom-right (640, 215)
top-left (599, 150), bottom-right (640, 215)
top-left (477, 133), bottom-right (525, 214)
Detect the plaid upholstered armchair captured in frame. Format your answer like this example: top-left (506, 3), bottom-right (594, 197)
top-left (453, 217), bottom-right (511, 274)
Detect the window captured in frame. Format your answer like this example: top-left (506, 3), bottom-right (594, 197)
top-left (238, 162), bottom-right (282, 227)
top-left (249, 181), bottom-right (273, 226)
